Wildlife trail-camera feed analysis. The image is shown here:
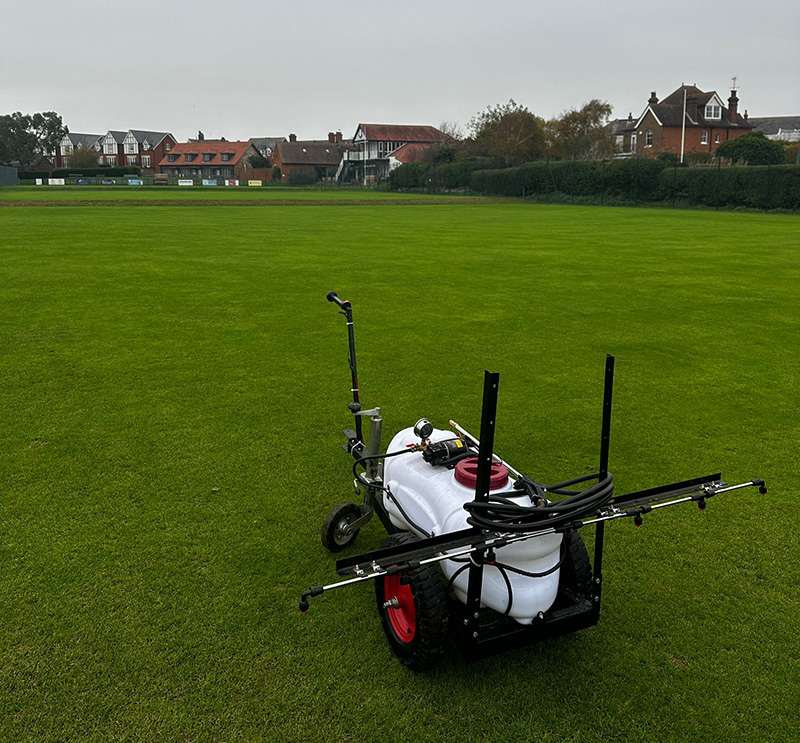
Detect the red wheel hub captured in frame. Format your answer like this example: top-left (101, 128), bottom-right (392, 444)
top-left (384, 574), bottom-right (416, 643)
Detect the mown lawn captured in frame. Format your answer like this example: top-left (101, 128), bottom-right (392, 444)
top-left (0, 201), bottom-right (797, 742)
top-left (0, 186), bottom-right (480, 204)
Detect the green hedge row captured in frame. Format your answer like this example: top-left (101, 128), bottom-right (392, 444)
top-left (470, 158), bottom-right (667, 200)
top-left (389, 157), bottom-right (505, 190)
top-left (18, 167), bottom-right (142, 179)
top-left (657, 165), bottom-right (800, 209)
top-left (463, 158), bottom-right (799, 210)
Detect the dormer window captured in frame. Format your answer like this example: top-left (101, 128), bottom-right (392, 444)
top-left (202, 153), bottom-right (213, 162)
top-left (705, 104), bottom-right (721, 119)
top-left (185, 154), bottom-right (196, 162)
top-left (221, 153), bottom-right (232, 162)
top-left (167, 154), bottom-right (177, 162)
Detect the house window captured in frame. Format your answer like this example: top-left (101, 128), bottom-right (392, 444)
top-left (701, 131), bottom-right (709, 145)
top-left (631, 133), bottom-right (637, 152)
top-left (165, 142), bottom-right (171, 151)
top-left (127, 156), bottom-right (137, 166)
top-left (167, 154), bottom-right (177, 162)
top-left (221, 153), bottom-right (231, 162)
top-left (645, 130), bottom-right (653, 147)
top-left (104, 138), bottom-right (117, 155)
top-left (185, 154), bottom-right (196, 162)
top-left (107, 156), bottom-right (116, 167)
top-left (715, 134), bottom-right (720, 144)
top-left (141, 155), bottom-right (151, 168)
top-left (705, 105), bottom-right (721, 119)
top-left (202, 153), bottom-right (212, 162)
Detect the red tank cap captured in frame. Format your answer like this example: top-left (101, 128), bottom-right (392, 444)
top-left (454, 457), bottom-right (509, 490)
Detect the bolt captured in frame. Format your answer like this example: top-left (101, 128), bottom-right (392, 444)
top-left (594, 595), bottom-right (600, 602)
top-left (537, 612), bottom-right (544, 620)
top-left (463, 618), bottom-right (469, 626)
top-left (595, 577), bottom-right (601, 585)
top-left (472, 632), bottom-right (479, 638)
top-left (382, 597), bottom-right (398, 610)
top-left (473, 612), bottom-right (480, 619)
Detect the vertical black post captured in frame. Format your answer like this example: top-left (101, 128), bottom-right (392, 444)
top-left (592, 355), bottom-right (615, 617)
top-left (465, 371), bottom-right (500, 643)
top-left (601, 158), bottom-right (606, 206)
top-left (716, 157), bottom-right (721, 211)
top-left (343, 302), bottom-right (363, 443)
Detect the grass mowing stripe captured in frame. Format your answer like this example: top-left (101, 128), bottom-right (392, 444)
top-left (0, 203), bottom-right (797, 742)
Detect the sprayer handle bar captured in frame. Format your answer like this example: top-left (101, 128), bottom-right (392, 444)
top-left (326, 291), bottom-right (351, 311)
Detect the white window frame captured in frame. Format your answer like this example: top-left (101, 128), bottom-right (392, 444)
top-left (701, 130), bottom-right (709, 145)
top-left (645, 130), bottom-right (653, 147)
top-left (104, 135), bottom-right (118, 155)
top-left (705, 104), bottom-right (721, 120)
top-left (127, 155), bottom-right (137, 166)
top-left (107, 155), bottom-right (116, 166)
top-left (141, 155), bottom-right (151, 168)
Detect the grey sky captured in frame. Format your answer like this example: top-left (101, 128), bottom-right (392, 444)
top-left (2, 0), bottom-right (798, 142)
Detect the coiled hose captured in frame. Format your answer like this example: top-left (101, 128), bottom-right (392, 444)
top-left (463, 471), bottom-right (614, 532)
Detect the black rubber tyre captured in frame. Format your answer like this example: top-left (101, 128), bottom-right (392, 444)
top-left (560, 528), bottom-right (593, 597)
top-left (375, 532), bottom-right (449, 672)
top-left (321, 502), bottom-right (361, 553)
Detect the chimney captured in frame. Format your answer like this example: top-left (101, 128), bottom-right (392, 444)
top-left (328, 132), bottom-right (335, 143)
top-left (335, 131), bottom-right (342, 143)
top-left (627, 112), bottom-right (633, 123)
top-left (289, 133), bottom-right (297, 143)
top-left (648, 91), bottom-right (658, 105)
top-left (728, 90), bottom-right (739, 123)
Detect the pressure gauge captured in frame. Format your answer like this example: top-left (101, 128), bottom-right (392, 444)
top-left (413, 418), bottom-right (434, 440)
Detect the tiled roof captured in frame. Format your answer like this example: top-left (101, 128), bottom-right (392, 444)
top-left (157, 140), bottom-right (255, 167)
top-left (747, 116), bottom-right (800, 135)
top-left (67, 133), bottom-right (103, 148)
top-left (389, 142), bottom-right (434, 164)
top-left (129, 130), bottom-right (173, 148)
top-left (106, 130), bottom-right (127, 143)
top-left (275, 140), bottom-right (354, 166)
top-left (357, 124), bottom-right (448, 143)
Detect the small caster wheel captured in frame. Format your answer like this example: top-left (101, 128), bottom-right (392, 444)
top-left (321, 502), bottom-right (361, 552)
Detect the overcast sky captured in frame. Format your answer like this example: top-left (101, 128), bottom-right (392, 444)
top-left (2, 0), bottom-right (798, 142)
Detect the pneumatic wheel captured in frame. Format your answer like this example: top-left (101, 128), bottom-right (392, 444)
top-left (560, 528), bottom-right (593, 597)
top-left (375, 532), bottom-right (449, 672)
top-left (321, 502), bottom-right (361, 552)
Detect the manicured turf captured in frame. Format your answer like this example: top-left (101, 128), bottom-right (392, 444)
top-left (0, 186), bottom-right (481, 205)
top-left (0, 200), bottom-right (797, 741)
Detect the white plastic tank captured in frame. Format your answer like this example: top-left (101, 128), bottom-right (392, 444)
top-left (382, 426), bottom-right (563, 625)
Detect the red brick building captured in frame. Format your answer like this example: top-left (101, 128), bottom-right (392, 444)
top-left (621, 85), bottom-right (753, 158)
top-left (271, 132), bottom-right (354, 184)
top-left (157, 140), bottom-right (261, 180)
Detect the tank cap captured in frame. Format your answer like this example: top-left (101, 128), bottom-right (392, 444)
top-left (454, 457), bottom-right (509, 490)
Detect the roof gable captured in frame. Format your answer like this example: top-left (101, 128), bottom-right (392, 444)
top-left (354, 124), bottom-right (447, 143)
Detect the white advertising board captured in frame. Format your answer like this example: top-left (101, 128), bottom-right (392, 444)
top-left (178, 179), bottom-right (193, 186)
top-left (48, 178), bottom-right (65, 185)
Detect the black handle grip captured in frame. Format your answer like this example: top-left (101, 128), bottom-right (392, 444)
top-left (326, 291), bottom-right (350, 310)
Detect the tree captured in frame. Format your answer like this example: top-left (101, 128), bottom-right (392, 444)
top-left (0, 111), bottom-right (67, 167)
top-left (69, 144), bottom-right (100, 169)
top-left (248, 153), bottom-right (271, 168)
top-left (468, 99), bottom-right (546, 164)
top-left (715, 131), bottom-right (785, 165)
top-left (547, 100), bottom-right (614, 160)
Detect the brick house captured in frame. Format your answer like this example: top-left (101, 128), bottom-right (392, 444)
top-left (339, 124), bottom-right (451, 184)
top-left (621, 85), bottom-right (753, 158)
top-left (54, 133), bottom-right (103, 169)
top-left (157, 140), bottom-right (261, 180)
top-left (271, 132), bottom-right (354, 184)
top-left (122, 131), bottom-right (177, 173)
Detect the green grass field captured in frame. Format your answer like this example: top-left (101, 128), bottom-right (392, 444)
top-left (0, 186), bottom-right (484, 205)
top-left (1, 195), bottom-right (798, 742)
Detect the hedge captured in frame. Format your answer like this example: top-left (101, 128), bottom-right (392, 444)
top-left (657, 164), bottom-right (800, 210)
top-left (470, 158), bottom-right (667, 201)
top-left (389, 157), bottom-right (506, 191)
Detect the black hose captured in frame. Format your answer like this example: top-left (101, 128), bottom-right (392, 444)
top-left (464, 471), bottom-right (614, 532)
